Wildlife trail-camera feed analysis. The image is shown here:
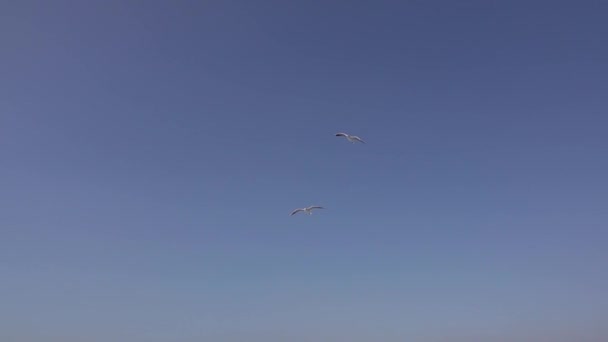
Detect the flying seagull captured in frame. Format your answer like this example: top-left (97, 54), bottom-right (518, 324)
top-left (335, 132), bottom-right (365, 143)
top-left (290, 206), bottom-right (325, 216)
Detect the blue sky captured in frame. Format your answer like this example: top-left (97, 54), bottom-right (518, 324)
top-left (1, 1), bottom-right (607, 341)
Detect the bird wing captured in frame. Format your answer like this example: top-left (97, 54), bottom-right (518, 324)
top-left (290, 208), bottom-right (304, 216)
top-left (308, 206), bottom-right (325, 210)
top-left (335, 133), bottom-right (348, 137)
top-left (352, 136), bottom-right (365, 143)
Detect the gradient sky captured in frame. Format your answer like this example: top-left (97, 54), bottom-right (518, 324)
top-left (1, 1), bottom-right (607, 341)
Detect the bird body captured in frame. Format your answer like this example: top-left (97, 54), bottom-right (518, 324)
top-left (290, 206), bottom-right (325, 216)
top-left (335, 132), bottom-right (365, 143)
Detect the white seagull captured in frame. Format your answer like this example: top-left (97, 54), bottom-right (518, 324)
top-left (290, 205), bottom-right (325, 216)
top-left (335, 132), bottom-right (365, 143)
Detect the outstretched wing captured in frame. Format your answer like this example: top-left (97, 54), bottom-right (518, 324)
top-left (335, 133), bottom-right (348, 137)
top-left (352, 136), bottom-right (365, 143)
top-left (290, 208), bottom-right (304, 216)
top-left (308, 206), bottom-right (325, 210)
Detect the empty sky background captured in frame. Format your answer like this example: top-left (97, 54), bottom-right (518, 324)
top-left (1, 1), bottom-right (607, 341)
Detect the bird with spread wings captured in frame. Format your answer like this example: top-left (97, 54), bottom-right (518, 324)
top-left (290, 206), bottom-right (325, 216)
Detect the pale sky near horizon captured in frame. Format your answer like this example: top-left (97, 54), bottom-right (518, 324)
top-left (1, 1), bottom-right (607, 341)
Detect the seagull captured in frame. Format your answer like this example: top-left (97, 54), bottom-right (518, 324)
top-left (335, 132), bottom-right (365, 143)
top-left (290, 205), bottom-right (325, 216)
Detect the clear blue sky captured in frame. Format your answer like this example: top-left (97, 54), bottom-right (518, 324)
top-left (1, 1), bottom-right (607, 341)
